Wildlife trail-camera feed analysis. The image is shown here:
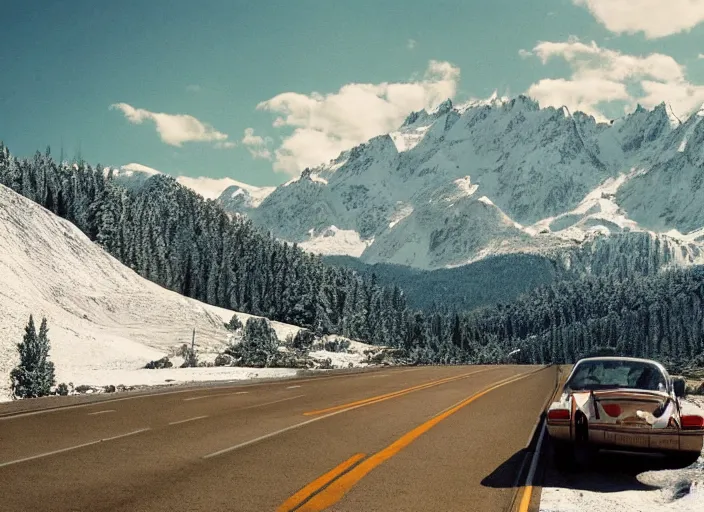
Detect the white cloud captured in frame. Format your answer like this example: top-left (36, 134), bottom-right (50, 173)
top-left (186, 84), bottom-right (202, 93)
top-left (110, 103), bottom-right (232, 148)
top-left (407, 39), bottom-right (417, 50)
top-left (699, 53), bottom-right (704, 59)
top-left (256, 60), bottom-right (460, 174)
top-left (214, 141), bottom-right (237, 149)
top-left (241, 128), bottom-right (273, 160)
top-left (573, 0), bottom-right (704, 38)
top-left (523, 39), bottom-right (704, 120)
top-left (527, 78), bottom-right (630, 120)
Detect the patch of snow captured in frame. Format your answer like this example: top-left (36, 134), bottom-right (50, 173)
top-left (447, 176), bottom-right (478, 201)
top-left (298, 226), bottom-right (373, 257)
top-left (678, 114), bottom-right (703, 153)
top-left (64, 367), bottom-right (299, 390)
top-left (309, 338), bottom-right (380, 369)
top-left (283, 175), bottom-right (301, 187)
top-left (309, 173), bottom-right (328, 185)
top-left (528, 172), bottom-right (642, 241)
top-left (390, 125), bottom-right (431, 152)
top-left (455, 91), bottom-right (510, 113)
top-left (388, 204), bottom-right (414, 229)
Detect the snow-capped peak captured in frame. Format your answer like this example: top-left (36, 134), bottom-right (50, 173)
top-left (220, 96), bottom-right (704, 270)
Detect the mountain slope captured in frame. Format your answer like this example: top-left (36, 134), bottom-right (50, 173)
top-left (0, 184), bottom-right (299, 401)
top-left (220, 96), bottom-right (704, 271)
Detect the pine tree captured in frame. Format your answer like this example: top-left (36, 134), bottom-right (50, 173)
top-left (10, 316), bottom-right (56, 399)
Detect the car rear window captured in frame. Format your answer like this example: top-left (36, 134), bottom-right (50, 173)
top-left (565, 360), bottom-right (667, 392)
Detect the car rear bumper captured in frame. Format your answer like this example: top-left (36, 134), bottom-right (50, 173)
top-left (547, 422), bottom-right (704, 453)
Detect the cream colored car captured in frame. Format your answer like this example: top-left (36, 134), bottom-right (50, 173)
top-left (547, 357), bottom-right (703, 467)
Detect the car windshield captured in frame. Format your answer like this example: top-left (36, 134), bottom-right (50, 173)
top-left (565, 360), bottom-right (667, 392)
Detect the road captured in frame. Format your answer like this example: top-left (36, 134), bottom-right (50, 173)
top-left (0, 365), bottom-right (558, 512)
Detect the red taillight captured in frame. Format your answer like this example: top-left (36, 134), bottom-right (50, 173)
top-left (602, 404), bottom-right (622, 417)
top-left (681, 415), bottom-right (704, 430)
top-left (547, 408), bottom-right (570, 421)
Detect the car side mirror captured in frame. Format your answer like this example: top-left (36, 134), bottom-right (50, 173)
top-left (673, 378), bottom-right (686, 398)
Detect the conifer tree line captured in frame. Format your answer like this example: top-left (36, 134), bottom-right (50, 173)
top-left (2, 142), bottom-right (703, 367)
top-left (459, 268), bottom-right (704, 367)
top-left (0, 144), bottom-right (411, 344)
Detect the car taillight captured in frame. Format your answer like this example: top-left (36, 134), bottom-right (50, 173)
top-left (547, 408), bottom-right (570, 421)
top-left (681, 415), bottom-right (704, 430)
top-left (602, 404), bottom-right (621, 417)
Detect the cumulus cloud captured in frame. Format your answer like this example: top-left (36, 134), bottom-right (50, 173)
top-left (110, 103), bottom-right (233, 148)
top-left (407, 39), bottom-right (417, 50)
top-left (241, 128), bottom-right (273, 160)
top-left (573, 0), bottom-right (704, 39)
top-left (255, 60), bottom-right (460, 174)
top-left (523, 38), bottom-right (704, 120)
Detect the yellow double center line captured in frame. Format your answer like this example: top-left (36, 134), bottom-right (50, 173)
top-left (302, 367), bottom-right (496, 417)
top-left (279, 366), bottom-right (547, 511)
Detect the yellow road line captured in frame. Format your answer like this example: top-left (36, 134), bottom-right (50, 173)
top-left (287, 367), bottom-right (546, 512)
top-left (518, 486), bottom-right (533, 512)
top-left (303, 367), bottom-right (496, 416)
top-left (277, 453), bottom-right (366, 512)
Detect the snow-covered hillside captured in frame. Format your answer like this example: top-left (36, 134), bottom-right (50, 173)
top-left (0, 184), bottom-right (298, 401)
top-left (218, 96), bottom-right (704, 270)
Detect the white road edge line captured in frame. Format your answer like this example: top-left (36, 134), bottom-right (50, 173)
top-left (87, 410), bottom-right (115, 416)
top-left (0, 428), bottom-right (151, 469)
top-left (525, 422), bottom-right (547, 488)
top-left (239, 394), bottom-right (305, 411)
top-left (286, 385), bottom-right (302, 389)
top-left (168, 415), bottom-right (209, 426)
top-left (184, 391), bottom-right (250, 401)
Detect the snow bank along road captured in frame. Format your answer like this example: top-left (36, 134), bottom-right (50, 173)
top-left (0, 365), bottom-right (558, 512)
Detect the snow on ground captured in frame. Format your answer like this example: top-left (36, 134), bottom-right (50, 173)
top-left (540, 397), bottom-right (704, 512)
top-left (309, 339), bottom-right (378, 369)
top-left (299, 226), bottom-right (373, 257)
top-left (63, 367), bottom-right (299, 389)
top-left (0, 184), bottom-right (299, 401)
top-left (390, 125), bottom-right (431, 152)
top-left (388, 204), bottom-right (414, 229)
top-left (527, 172), bottom-right (642, 241)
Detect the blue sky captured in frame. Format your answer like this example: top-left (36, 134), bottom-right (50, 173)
top-left (3, 0), bottom-right (704, 190)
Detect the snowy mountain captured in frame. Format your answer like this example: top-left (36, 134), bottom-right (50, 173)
top-left (0, 183), bottom-right (299, 401)
top-left (112, 163), bottom-right (275, 203)
top-left (219, 96), bottom-right (704, 270)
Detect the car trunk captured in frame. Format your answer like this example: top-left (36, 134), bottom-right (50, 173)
top-left (572, 389), bottom-right (681, 451)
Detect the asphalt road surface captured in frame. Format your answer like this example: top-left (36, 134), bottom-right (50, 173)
top-left (0, 365), bottom-right (558, 512)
